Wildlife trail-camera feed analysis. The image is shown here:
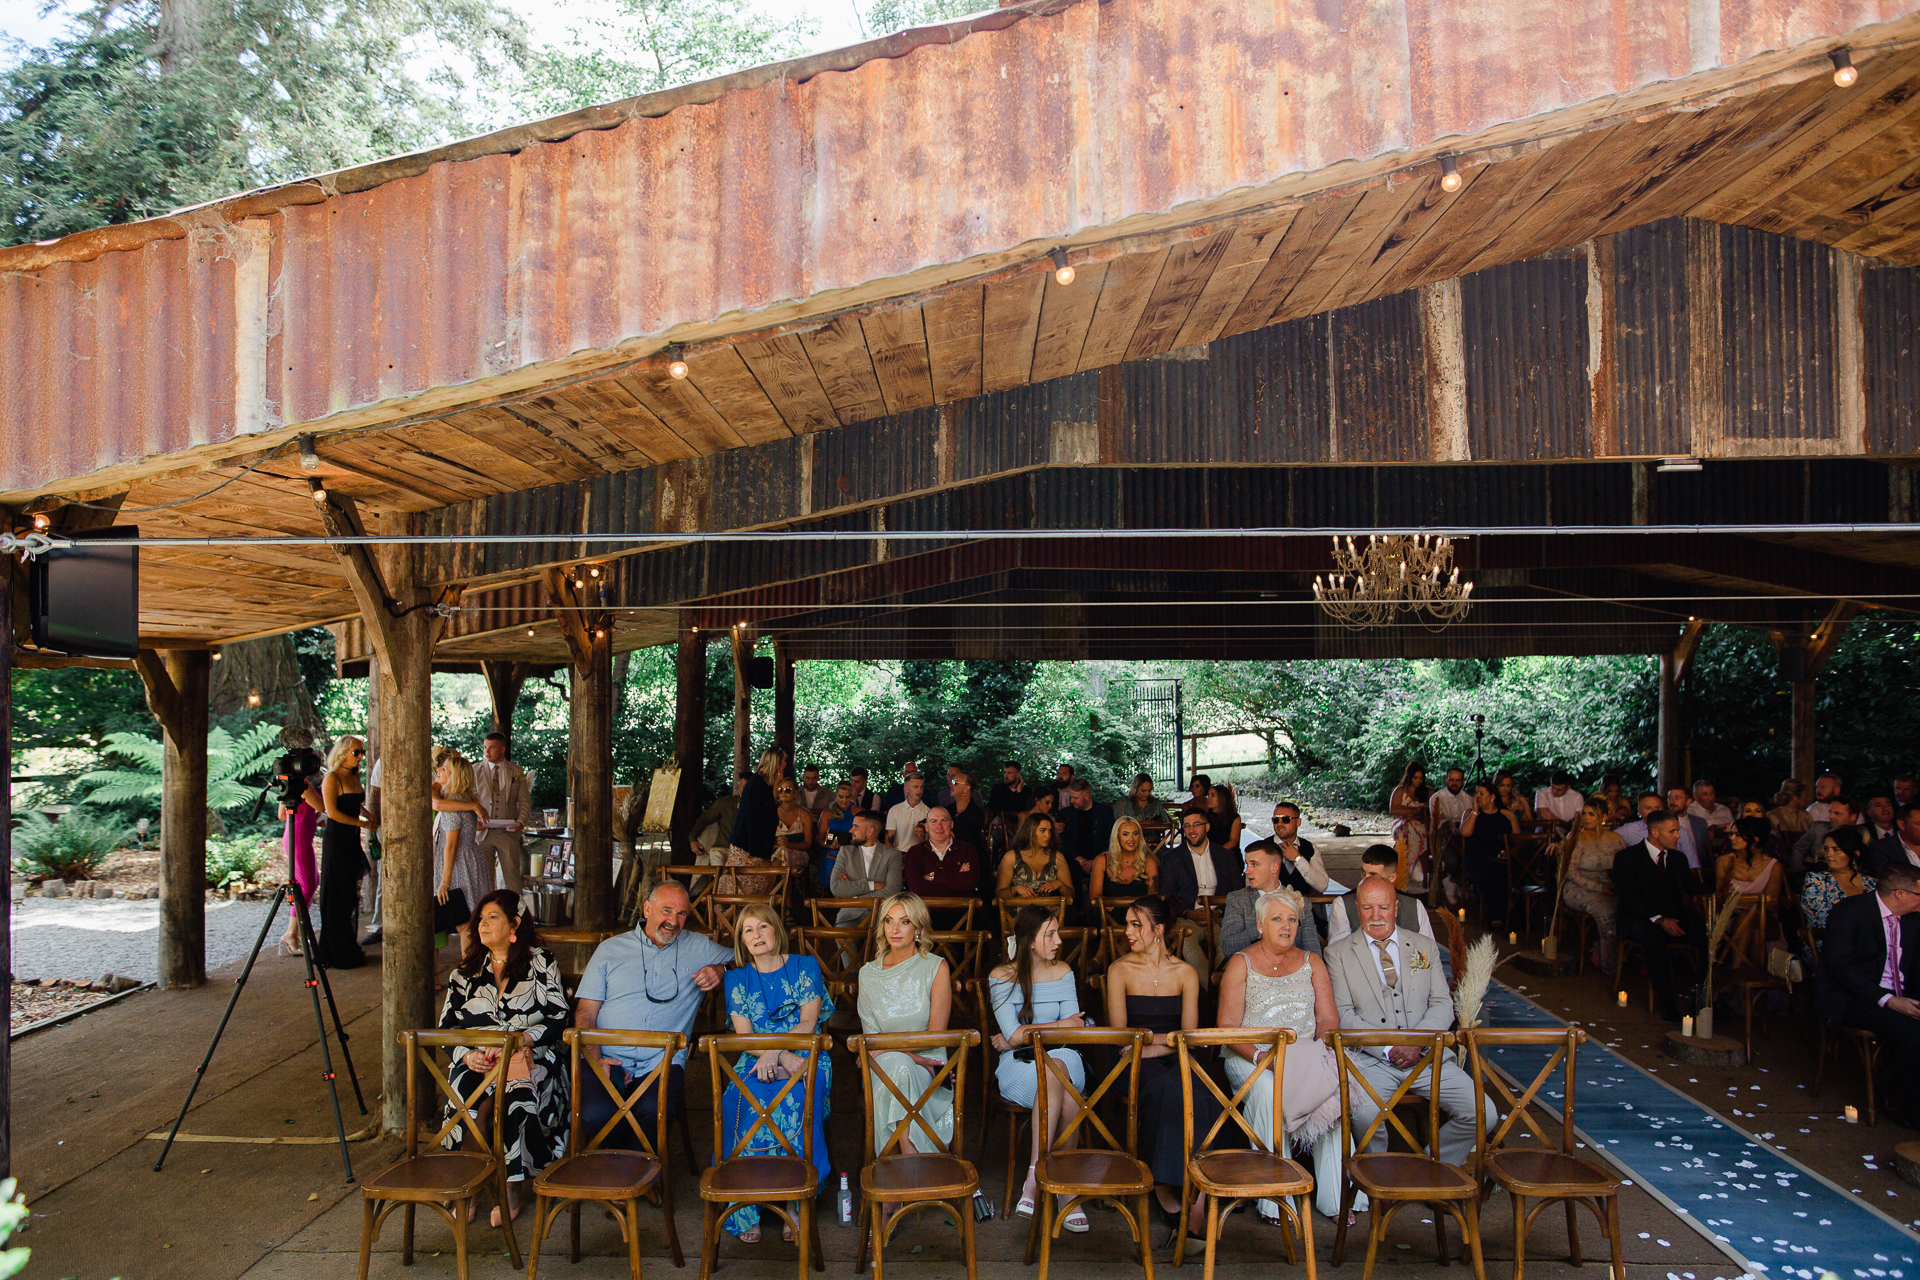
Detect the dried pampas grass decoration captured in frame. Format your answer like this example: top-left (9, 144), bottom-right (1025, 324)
top-left (1699, 895), bottom-right (1740, 1010)
top-left (1454, 934), bottom-right (1506, 1049)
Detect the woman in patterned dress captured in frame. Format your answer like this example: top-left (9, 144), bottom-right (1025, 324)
top-left (435, 753), bottom-right (495, 958)
top-left (437, 889), bottom-right (570, 1226)
top-left (718, 902), bottom-right (832, 1242)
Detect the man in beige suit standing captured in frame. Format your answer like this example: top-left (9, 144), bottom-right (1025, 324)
top-left (1325, 876), bottom-right (1482, 1167)
top-left (473, 732), bottom-right (533, 896)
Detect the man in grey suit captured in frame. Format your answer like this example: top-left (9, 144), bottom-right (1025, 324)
top-left (829, 810), bottom-right (903, 926)
top-left (1326, 877), bottom-right (1482, 1167)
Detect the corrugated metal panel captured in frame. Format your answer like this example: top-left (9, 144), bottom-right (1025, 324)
top-left (1611, 218), bottom-right (1692, 458)
top-left (1463, 256), bottom-right (1590, 460)
top-left (1292, 466), bottom-right (1378, 527)
top-left (1547, 462), bottom-right (1637, 525)
top-left (1375, 465), bottom-right (1551, 527)
top-left (706, 436), bottom-right (802, 530)
top-left (1117, 468), bottom-right (1216, 529)
top-left (1807, 459), bottom-right (1892, 523)
top-left (1864, 265), bottom-right (1920, 456)
top-left (953, 384), bottom-right (1053, 480)
top-left (813, 408), bottom-right (939, 508)
top-left (1332, 292), bottom-right (1425, 463)
top-left (1652, 459), bottom-right (1806, 523)
top-left (1031, 469), bottom-right (1118, 529)
top-left (1722, 223), bottom-right (1838, 441)
top-left (1115, 317), bottom-right (1330, 464)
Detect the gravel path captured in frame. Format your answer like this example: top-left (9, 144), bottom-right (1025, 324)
top-left (10, 895), bottom-right (295, 984)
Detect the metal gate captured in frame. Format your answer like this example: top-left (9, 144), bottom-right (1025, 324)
top-left (1133, 678), bottom-right (1184, 791)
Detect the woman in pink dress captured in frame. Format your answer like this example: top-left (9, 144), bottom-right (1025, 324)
top-left (279, 733), bottom-right (325, 956)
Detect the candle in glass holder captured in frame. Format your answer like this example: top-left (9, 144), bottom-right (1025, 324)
top-left (1681, 1015), bottom-right (1694, 1038)
top-left (1508, 931), bottom-right (1518, 945)
top-left (1845, 1105), bottom-right (1860, 1124)
top-left (1617, 990), bottom-right (1628, 1008)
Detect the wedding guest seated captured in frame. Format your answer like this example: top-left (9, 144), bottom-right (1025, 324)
top-left (988, 905), bottom-right (1091, 1230)
top-left (1224, 840), bottom-right (1324, 959)
top-left (1768, 779), bottom-right (1812, 844)
top-left (885, 774), bottom-right (931, 856)
top-left (1325, 845), bottom-right (1431, 947)
top-left (1116, 773), bottom-right (1171, 826)
top-left (904, 807), bottom-right (981, 927)
top-left (1267, 802), bottom-right (1329, 895)
top-left (775, 776), bottom-right (815, 861)
top-left (1794, 796), bottom-right (1860, 876)
top-left (945, 771), bottom-right (990, 864)
top-left (997, 812), bottom-right (1073, 901)
top-left (1106, 895), bottom-right (1214, 1240)
top-left (1159, 808), bottom-right (1244, 988)
top-left (1556, 800), bottom-right (1624, 972)
top-left (1533, 771), bottom-right (1585, 827)
top-left (1803, 826), bottom-right (1873, 935)
top-left (438, 890), bottom-right (570, 1227)
top-left (719, 904), bottom-right (832, 1243)
top-left (574, 882), bottom-right (732, 1150)
top-left (1815, 866), bottom-right (1920, 1128)
top-left (1203, 783), bottom-right (1243, 853)
top-left (1218, 888), bottom-right (1347, 1220)
top-left (1059, 780), bottom-right (1115, 901)
top-left (1091, 816), bottom-right (1158, 906)
top-left (1868, 803), bottom-right (1920, 879)
top-left (1613, 809), bottom-right (1705, 1022)
top-left (857, 893), bottom-right (954, 1153)
top-left (1493, 771), bottom-right (1535, 823)
top-left (1179, 774), bottom-right (1212, 814)
top-left (1716, 816), bottom-right (1783, 903)
top-left (723, 748), bottom-right (800, 895)
top-left (829, 810), bottom-right (903, 926)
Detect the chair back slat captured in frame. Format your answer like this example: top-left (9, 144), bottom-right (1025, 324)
top-left (851, 1030), bottom-right (980, 1159)
top-left (700, 1033), bottom-right (830, 1164)
top-left (704, 894), bottom-right (778, 948)
top-left (997, 896), bottom-right (1071, 938)
top-left (1328, 1029), bottom-right (1450, 1161)
top-left (654, 866), bottom-right (717, 930)
top-left (792, 926), bottom-right (867, 1004)
top-left (1097, 896), bottom-right (1146, 965)
top-left (564, 1028), bottom-right (684, 1156)
top-left (1032, 1027), bottom-right (1147, 1158)
top-left (1171, 1027), bottom-right (1293, 1157)
top-left (404, 1029), bottom-right (519, 1157)
top-left (1461, 1026), bottom-right (1585, 1160)
top-left (920, 898), bottom-right (980, 931)
top-left (811, 897), bottom-right (882, 927)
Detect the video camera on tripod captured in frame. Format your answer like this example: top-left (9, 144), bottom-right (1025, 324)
top-left (251, 745), bottom-right (324, 821)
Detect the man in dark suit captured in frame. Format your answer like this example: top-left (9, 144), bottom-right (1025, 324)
top-left (1817, 865), bottom-right (1920, 1127)
top-left (1611, 809), bottom-right (1705, 1022)
top-left (1159, 808), bottom-right (1245, 918)
top-left (1058, 779), bottom-right (1115, 906)
top-left (1868, 803), bottom-right (1920, 879)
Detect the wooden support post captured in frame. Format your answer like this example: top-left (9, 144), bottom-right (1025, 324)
top-left (364, 653), bottom-right (381, 765)
top-left (1656, 621), bottom-right (1705, 793)
top-left (732, 625), bottom-right (753, 783)
top-left (673, 629), bottom-right (707, 861)
top-left (136, 648), bottom-right (211, 989)
top-left (568, 625), bottom-right (614, 931)
top-left (480, 660), bottom-right (526, 749)
top-left (773, 640), bottom-right (795, 768)
top-left (1782, 603), bottom-right (1858, 785)
top-left (0, 537), bottom-right (14, 1177)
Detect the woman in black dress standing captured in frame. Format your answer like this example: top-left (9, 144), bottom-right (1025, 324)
top-left (1460, 781), bottom-right (1513, 932)
top-left (318, 736), bottom-right (378, 969)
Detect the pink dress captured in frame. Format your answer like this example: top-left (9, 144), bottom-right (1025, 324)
top-left (285, 801), bottom-right (320, 931)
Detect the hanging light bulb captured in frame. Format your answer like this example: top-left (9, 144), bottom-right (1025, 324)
top-left (31, 512), bottom-right (49, 530)
top-left (211, 650), bottom-right (223, 662)
top-left (1830, 48), bottom-right (1858, 87)
top-left (667, 343), bottom-right (689, 380)
top-left (1440, 155), bottom-right (1462, 192)
top-left (1050, 248), bottom-right (1075, 286)
top-left (309, 478), bottom-right (328, 504)
top-left (526, 627), bottom-right (536, 637)
top-left (297, 433), bottom-right (320, 471)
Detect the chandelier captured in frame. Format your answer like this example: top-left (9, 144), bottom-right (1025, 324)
top-left (1312, 534), bottom-right (1474, 630)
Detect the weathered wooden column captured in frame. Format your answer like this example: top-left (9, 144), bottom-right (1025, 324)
top-left (136, 648), bottom-right (211, 989)
top-left (548, 570), bottom-right (613, 929)
top-left (480, 659), bottom-right (526, 748)
top-left (0, 536), bottom-right (14, 1177)
top-left (1655, 621), bottom-right (1703, 794)
top-left (773, 640), bottom-right (795, 768)
top-left (732, 624), bottom-right (753, 781)
top-left (673, 628), bottom-right (707, 860)
top-left (1781, 604), bottom-right (1856, 785)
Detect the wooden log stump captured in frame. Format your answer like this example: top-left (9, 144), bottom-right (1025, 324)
top-left (1893, 1141), bottom-right (1920, 1190)
top-left (1512, 949), bottom-right (1576, 977)
top-left (1665, 1032), bottom-right (1745, 1066)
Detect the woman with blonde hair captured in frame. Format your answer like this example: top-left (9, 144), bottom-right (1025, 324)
top-left (1091, 816), bottom-right (1157, 903)
top-left (723, 746), bottom-right (798, 895)
top-left (317, 735), bottom-right (377, 969)
top-left (720, 902), bottom-right (832, 1242)
top-left (435, 751), bottom-right (494, 958)
top-left (856, 893), bottom-right (953, 1155)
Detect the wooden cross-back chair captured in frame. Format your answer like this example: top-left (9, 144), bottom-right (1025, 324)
top-left (1097, 896), bottom-right (1147, 966)
top-left (790, 925), bottom-right (869, 1041)
top-left (929, 931), bottom-right (992, 1081)
top-left (655, 865), bottom-right (718, 927)
top-left (1803, 927), bottom-right (1887, 1126)
top-left (1461, 1027), bottom-right (1622, 1280)
top-left (851, 1030), bottom-right (983, 1280)
top-left (356, 1029), bottom-right (523, 1280)
top-left (704, 894), bottom-right (780, 949)
top-left (695, 1033), bottom-right (831, 1280)
top-left (1169, 1028), bottom-right (1315, 1280)
top-left (544, 929), bottom-right (622, 1000)
top-left (1055, 926), bottom-right (1097, 979)
top-left (714, 865), bottom-right (801, 910)
top-left (1190, 896), bottom-right (1230, 972)
top-left (527, 1029), bottom-right (686, 1279)
top-left (1502, 831), bottom-right (1555, 935)
top-left (809, 897), bottom-right (881, 928)
top-left (1023, 1027), bottom-right (1155, 1280)
top-left (1327, 1030), bottom-right (1485, 1280)
top-left (921, 897), bottom-right (981, 931)
top-left (998, 896), bottom-right (1072, 939)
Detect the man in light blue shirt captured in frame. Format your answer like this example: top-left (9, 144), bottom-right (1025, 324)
top-left (574, 881), bottom-right (732, 1148)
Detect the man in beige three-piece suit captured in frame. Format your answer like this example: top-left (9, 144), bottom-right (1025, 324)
top-left (1325, 877), bottom-right (1487, 1167)
top-left (473, 732), bottom-right (533, 897)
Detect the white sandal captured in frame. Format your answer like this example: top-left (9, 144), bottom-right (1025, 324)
top-left (1062, 1208), bottom-right (1090, 1232)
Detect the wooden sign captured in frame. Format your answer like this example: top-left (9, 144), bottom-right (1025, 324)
top-left (642, 766), bottom-right (680, 834)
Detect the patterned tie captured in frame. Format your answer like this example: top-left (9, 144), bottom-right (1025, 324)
top-left (1890, 915), bottom-right (1905, 998)
top-left (1374, 937), bottom-right (1398, 989)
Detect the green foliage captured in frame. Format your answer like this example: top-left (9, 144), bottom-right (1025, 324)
top-left (0, 1177), bottom-right (30, 1277)
top-left (10, 807), bottom-right (125, 881)
top-left (290, 627), bottom-right (337, 705)
top-left (75, 723), bottom-right (283, 812)
top-left (1, 0), bottom-right (530, 246)
top-left (7, 666), bottom-right (152, 754)
top-left (857, 0), bottom-right (982, 39)
top-left (206, 834), bottom-right (274, 887)
top-left (516, 0), bottom-right (816, 117)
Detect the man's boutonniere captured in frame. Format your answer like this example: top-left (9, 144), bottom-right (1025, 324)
top-left (1408, 950), bottom-right (1433, 972)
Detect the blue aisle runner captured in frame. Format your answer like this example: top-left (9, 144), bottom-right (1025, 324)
top-left (1480, 983), bottom-right (1919, 1280)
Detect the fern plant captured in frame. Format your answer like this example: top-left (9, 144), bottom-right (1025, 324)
top-left (76, 723), bottom-right (284, 812)
top-left (10, 808), bottom-right (125, 881)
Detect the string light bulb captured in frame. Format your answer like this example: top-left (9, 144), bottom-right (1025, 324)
top-left (666, 344), bottom-right (689, 380)
top-left (526, 627), bottom-right (536, 637)
top-left (1831, 48), bottom-right (1858, 87)
top-left (247, 689), bottom-right (261, 707)
top-left (1051, 248), bottom-right (1075, 286)
top-left (1440, 155), bottom-right (1462, 192)
top-left (211, 650), bottom-right (223, 662)
top-left (31, 513), bottom-right (49, 531)
top-left (297, 433), bottom-right (320, 471)
top-left (588, 566), bottom-right (601, 579)
top-left (308, 478), bottom-right (328, 505)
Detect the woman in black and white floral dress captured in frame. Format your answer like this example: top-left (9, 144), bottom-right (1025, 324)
top-left (438, 889), bottom-right (569, 1225)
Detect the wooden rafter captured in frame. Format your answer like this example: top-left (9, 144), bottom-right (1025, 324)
top-left (1806, 600), bottom-right (1860, 677)
top-left (542, 568), bottom-right (595, 669)
top-left (1672, 619), bottom-right (1707, 684)
top-left (313, 491), bottom-right (401, 681)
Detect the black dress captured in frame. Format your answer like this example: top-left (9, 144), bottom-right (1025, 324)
top-left (317, 791), bottom-right (368, 970)
top-left (1127, 993), bottom-right (1225, 1186)
top-left (1463, 809), bottom-right (1513, 927)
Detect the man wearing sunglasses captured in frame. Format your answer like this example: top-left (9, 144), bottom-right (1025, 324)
top-left (574, 881), bottom-right (732, 1147)
top-left (1266, 802), bottom-right (1329, 895)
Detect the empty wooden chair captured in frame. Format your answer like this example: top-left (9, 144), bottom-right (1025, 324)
top-left (1462, 1028), bottom-right (1623, 1280)
top-left (1327, 1030), bottom-right (1484, 1280)
top-left (1169, 1027), bottom-right (1315, 1280)
top-left (920, 897), bottom-right (981, 932)
top-left (543, 929), bottom-right (621, 1000)
top-left (695, 1033), bottom-right (831, 1280)
top-left (851, 1029), bottom-right (983, 1280)
top-left (983, 1020), bottom-right (1033, 1206)
top-left (526, 1029), bottom-right (686, 1279)
top-left (357, 1029), bottom-right (523, 1280)
top-left (1023, 1027), bottom-right (1154, 1280)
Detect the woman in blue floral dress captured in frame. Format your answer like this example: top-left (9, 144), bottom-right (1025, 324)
top-left (721, 903), bottom-right (833, 1242)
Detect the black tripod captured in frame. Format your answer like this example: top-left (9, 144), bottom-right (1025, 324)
top-left (153, 881), bottom-right (366, 1179)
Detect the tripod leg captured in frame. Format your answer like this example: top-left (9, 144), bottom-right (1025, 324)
top-left (294, 881), bottom-right (368, 1115)
top-left (153, 888), bottom-right (284, 1172)
top-left (290, 884), bottom-right (357, 1182)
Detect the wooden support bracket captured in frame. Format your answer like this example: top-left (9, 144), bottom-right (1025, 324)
top-left (314, 492), bottom-right (402, 680)
top-left (1805, 601), bottom-right (1859, 678)
top-left (1672, 619), bottom-right (1706, 684)
top-left (134, 648), bottom-right (188, 738)
top-left (543, 568), bottom-right (596, 669)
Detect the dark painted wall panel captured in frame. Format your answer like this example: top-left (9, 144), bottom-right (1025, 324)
top-left (1332, 292), bottom-right (1425, 463)
top-left (1722, 223), bottom-right (1837, 441)
top-left (1865, 265), bottom-right (1920, 456)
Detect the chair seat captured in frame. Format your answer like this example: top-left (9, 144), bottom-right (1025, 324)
top-left (1485, 1150), bottom-right (1618, 1195)
top-left (700, 1155), bottom-right (817, 1200)
top-left (1036, 1150), bottom-right (1153, 1195)
top-left (1347, 1152), bottom-right (1475, 1198)
top-left (1190, 1150), bottom-right (1313, 1196)
top-left (534, 1149), bottom-right (662, 1198)
top-left (362, 1151), bottom-right (496, 1199)
top-left (863, 1153), bottom-right (978, 1199)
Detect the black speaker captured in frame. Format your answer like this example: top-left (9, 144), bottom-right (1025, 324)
top-left (748, 655), bottom-right (775, 689)
top-left (29, 525), bottom-right (139, 659)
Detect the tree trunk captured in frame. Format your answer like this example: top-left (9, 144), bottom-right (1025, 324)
top-left (157, 651), bottom-right (211, 989)
top-left (480, 660), bottom-right (526, 749)
top-left (1657, 652), bottom-right (1682, 794)
top-left (156, 0), bottom-right (207, 73)
top-left (773, 641), bottom-right (795, 768)
top-left (209, 633), bottom-right (322, 735)
top-left (569, 631), bottom-right (614, 930)
top-left (673, 631), bottom-right (707, 861)
top-left (732, 628), bottom-right (753, 782)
